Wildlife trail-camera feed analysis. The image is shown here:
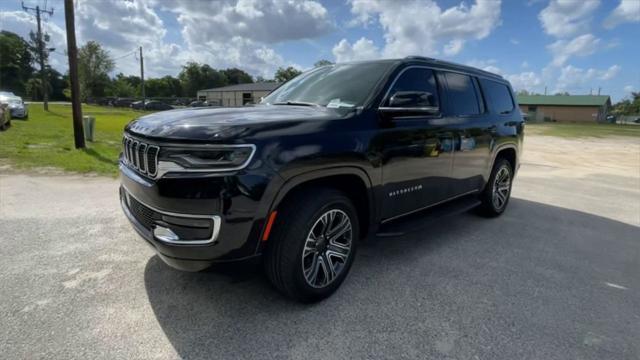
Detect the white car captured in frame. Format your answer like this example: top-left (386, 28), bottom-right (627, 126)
top-left (0, 94), bottom-right (28, 119)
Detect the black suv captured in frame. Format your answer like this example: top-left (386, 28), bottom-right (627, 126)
top-left (120, 56), bottom-right (523, 302)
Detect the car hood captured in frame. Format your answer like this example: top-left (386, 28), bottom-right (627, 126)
top-left (125, 105), bottom-right (350, 142)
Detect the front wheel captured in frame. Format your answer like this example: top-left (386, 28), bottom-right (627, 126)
top-left (478, 158), bottom-right (513, 217)
top-left (264, 188), bottom-right (358, 302)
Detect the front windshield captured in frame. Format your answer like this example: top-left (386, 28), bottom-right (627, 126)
top-left (262, 62), bottom-right (395, 108)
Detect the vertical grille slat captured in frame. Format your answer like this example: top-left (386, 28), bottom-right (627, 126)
top-left (122, 135), bottom-right (159, 178)
top-left (146, 146), bottom-right (159, 176)
top-left (138, 143), bottom-right (147, 173)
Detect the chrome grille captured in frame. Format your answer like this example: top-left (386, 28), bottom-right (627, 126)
top-left (122, 135), bottom-right (159, 177)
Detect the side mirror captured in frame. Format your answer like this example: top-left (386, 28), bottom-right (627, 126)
top-left (380, 91), bottom-right (439, 114)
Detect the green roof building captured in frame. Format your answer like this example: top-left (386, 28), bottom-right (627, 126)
top-left (517, 95), bottom-right (611, 122)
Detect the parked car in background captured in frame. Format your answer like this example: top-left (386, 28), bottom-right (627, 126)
top-left (189, 100), bottom-right (206, 107)
top-left (144, 100), bottom-right (173, 111)
top-left (169, 98), bottom-right (190, 106)
top-left (130, 100), bottom-right (144, 110)
top-left (189, 100), bottom-right (219, 108)
top-left (98, 97), bottom-right (116, 106)
top-left (131, 100), bottom-right (173, 111)
top-left (4, 96), bottom-right (28, 119)
top-left (113, 98), bottom-right (135, 108)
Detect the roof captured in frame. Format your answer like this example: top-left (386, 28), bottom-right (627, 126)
top-left (517, 95), bottom-right (611, 107)
top-left (340, 56), bottom-right (504, 81)
top-left (199, 82), bottom-right (281, 92)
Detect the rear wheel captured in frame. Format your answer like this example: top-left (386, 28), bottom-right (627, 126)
top-left (478, 158), bottom-right (513, 217)
top-left (264, 188), bottom-right (358, 302)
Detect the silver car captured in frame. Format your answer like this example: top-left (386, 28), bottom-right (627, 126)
top-left (3, 96), bottom-right (28, 119)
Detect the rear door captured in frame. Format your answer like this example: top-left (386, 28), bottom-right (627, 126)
top-left (440, 72), bottom-right (494, 195)
top-left (376, 67), bottom-right (455, 220)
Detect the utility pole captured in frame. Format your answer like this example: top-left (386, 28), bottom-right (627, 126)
top-left (544, 86), bottom-right (547, 95)
top-left (139, 46), bottom-right (145, 106)
top-left (598, 87), bottom-right (601, 96)
top-left (22, 1), bottom-right (54, 111)
top-left (64, 0), bottom-right (85, 149)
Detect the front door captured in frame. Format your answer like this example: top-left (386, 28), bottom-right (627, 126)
top-left (374, 67), bottom-right (455, 220)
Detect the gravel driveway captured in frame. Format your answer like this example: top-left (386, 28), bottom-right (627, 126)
top-left (1, 134), bottom-right (639, 359)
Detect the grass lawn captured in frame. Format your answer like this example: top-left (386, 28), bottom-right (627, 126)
top-left (0, 103), bottom-right (149, 176)
top-left (525, 122), bottom-right (640, 138)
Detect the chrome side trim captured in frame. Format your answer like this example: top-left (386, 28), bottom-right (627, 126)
top-left (121, 186), bottom-right (221, 245)
top-left (381, 189), bottom-right (479, 224)
top-left (379, 106), bottom-right (440, 113)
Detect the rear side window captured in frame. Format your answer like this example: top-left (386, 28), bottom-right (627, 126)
top-left (386, 67), bottom-right (439, 107)
top-left (443, 72), bottom-right (480, 116)
top-left (480, 79), bottom-right (515, 114)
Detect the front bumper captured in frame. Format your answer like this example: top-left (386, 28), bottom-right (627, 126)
top-left (9, 107), bottom-right (27, 118)
top-left (119, 160), bottom-right (274, 270)
top-left (120, 189), bottom-right (219, 271)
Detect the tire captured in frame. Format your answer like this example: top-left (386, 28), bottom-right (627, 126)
top-left (478, 158), bottom-right (513, 217)
top-left (264, 188), bottom-right (359, 302)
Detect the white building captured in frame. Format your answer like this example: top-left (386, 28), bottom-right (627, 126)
top-left (197, 82), bottom-right (281, 107)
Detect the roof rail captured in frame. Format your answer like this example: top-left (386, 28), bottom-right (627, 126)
top-left (403, 56), bottom-right (504, 79)
top-left (404, 55), bottom-right (435, 61)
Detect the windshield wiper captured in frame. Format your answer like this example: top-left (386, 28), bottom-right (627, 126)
top-left (272, 101), bottom-right (320, 107)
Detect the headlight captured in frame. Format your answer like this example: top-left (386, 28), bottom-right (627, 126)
top-left (159, 144), bottom-right (256, 171)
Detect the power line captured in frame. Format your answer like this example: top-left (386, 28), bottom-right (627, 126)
top-left (112, 49), bottom-right (138, 61)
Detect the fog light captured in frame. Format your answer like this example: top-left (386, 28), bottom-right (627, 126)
top-left (153, 225), bottom-right (180, 242)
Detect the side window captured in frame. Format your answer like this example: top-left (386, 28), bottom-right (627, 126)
top-left (480, 79), bottom-right (515, 114)
top-left (443, 72), bottom-right (480, 116)
top-left (386, 67), bottom-right (439, 107)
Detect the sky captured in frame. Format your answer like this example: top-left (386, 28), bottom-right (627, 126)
top-left (1, 0), bottom-right (638, 101)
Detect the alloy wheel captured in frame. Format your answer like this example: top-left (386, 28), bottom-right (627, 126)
top-left (492, 166), bottom-right (511, 210)
top-left (302, 209), bottom-right (353, 288)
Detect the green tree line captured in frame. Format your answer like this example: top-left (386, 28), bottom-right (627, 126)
top-left (1, 30), bottom-right (329, 102)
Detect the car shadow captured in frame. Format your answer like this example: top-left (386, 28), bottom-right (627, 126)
top-left (82, 148), bottom-right (117, 166)
top-left (143, 198), bottom-right (639, 359)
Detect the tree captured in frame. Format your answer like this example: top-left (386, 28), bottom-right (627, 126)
top-left (314, 59), bottom-right (333, 67)
top-left (0, 31), bottom-right (34, 96)
top-left (145, 76), bottom-right (182, 97)
top-left (25, 77), bottom-right (51, 100)
top-left (178, 62), bottom-right (228, 97)
top-left (275, 66), bottom-right (302, 82)
top-left (222, 68), bottom-right (253, 84)
top-left (612, 92), bottom-right (640, 116)
top-left (78, 41), bottom-right (114, 101)
top-left (48, 68), bottom-right (67, 101)
top-left (255, 76), bottom-right (276, 83)
top-left (108, 76), bottom-right (136, 97)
